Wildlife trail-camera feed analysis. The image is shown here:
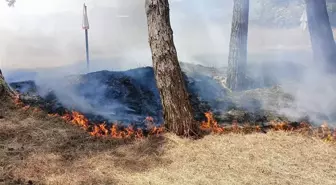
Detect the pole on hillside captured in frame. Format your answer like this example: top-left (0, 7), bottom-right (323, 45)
top-left (82, 3), bottom-right (90, 73)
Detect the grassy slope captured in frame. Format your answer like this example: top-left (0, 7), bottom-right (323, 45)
top-left (1, 104), bottom-right (336, 185)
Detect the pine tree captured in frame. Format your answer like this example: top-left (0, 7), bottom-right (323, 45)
top-left (305, 0), bottom-right (336, 71)
top-left (145, 0), bottom-right (199, 137)
top-left (226, 0), bottom-right (249, 91)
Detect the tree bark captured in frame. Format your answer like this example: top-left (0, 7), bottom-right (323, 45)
top-left (226, 0), bottom-right (249, 91)
top-left (0, 70), bottom-right (16, 102)
top-left (145, 0), bottom-right (198, 137)
top-left (306, 0), bottom-right (336, 71)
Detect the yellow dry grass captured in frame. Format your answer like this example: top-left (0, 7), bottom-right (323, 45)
top-left (1, 108), bottom-right (336, 185)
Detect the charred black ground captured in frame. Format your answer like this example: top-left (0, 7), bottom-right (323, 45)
top-left (8, 62), bottom-right (312, 127)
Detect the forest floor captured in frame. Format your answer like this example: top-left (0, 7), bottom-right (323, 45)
top-left (1, 102), bottom-right (336, 185)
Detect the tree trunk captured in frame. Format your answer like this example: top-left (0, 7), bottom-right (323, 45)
top-left (0, 70), bottom-right (16, 102)
top-left (306, 0), bottom-right (336, 71)
top-left (226, 0), bottom-right (249, 91)
top-left (145, 0), bottom-right (198, 137)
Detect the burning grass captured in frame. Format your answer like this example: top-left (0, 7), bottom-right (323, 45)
top-left (1, 95), bottom-right (336, 184)
top-left (56, 111), bottom-right (163, 139)
top-left (2, 111), bottom-right (336, 185)
top-left (14, 94), bottom-right (165, 140)
top-left (43, 109), bottom-right (336, 143)
top-left (13, 95), bottom-right (336, 143)
top-left (200, 111), bottom-right (336, 143)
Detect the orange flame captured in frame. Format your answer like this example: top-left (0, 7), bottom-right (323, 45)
top-left (200, 112), bottom-right (227, 134)
top-left (198, 112), bottom-right (336, 140)
top-left (136, 128), bottom-right (144, 139)
top-left (200, 112), bottom-right (213, 129)
top-left (90, 125), bottom-right (100, 136)
top-left (70, 111), bottom-right (89, 130)
top-left (125, 126), bottom-right (135, 138)
top-left (271, 121), bottom-right (289, 131)
top-left (56, 111), bottom-right (161, 139)
top-left (150, 126), bottom-right (165, 136)
top-left (14, 94), bottom-right (336, 143)
top-left (99, 123), bottom-right (109, 136)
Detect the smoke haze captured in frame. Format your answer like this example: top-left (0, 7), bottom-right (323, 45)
top-left (0, 0), bottom-right (310, 70)
top-left (2, 0), bottom-right (336, 125)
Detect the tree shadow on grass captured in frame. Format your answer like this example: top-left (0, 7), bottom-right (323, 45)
top-left (1, 109), bottom-right (170, 185)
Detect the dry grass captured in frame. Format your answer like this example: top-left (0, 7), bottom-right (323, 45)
top-left (1, 106), bottom-right (336, 185)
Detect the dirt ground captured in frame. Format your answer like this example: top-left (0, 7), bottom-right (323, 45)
top-left (1, 102), bottom-right (336, 185)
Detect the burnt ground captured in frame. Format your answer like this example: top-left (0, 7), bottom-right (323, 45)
top-left (8, 63), bottom-right (305, 128)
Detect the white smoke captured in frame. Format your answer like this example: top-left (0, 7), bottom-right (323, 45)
top-left (2, 0), bottom-right (336, 125)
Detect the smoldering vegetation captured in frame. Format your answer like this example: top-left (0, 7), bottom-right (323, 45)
top-left (3, 0), bottom-right (336, 126)
top-left (8, 55), bottom-right (336, 127)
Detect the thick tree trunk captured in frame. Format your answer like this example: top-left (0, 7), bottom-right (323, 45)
top-left (226, 0), bottom-right (249, 91)
top-left (145, 0), bottom-right (198, 137)
top-left (306, 0), bottom-right (336, 71)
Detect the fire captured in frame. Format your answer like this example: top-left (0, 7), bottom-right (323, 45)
top-left (71, 111), bottom-right (89, 130)
top-left (153, 126), bottom-right (165, 135)
top-left (270, 120), bottom-right (289, 131)
top-left (200, 112), bottom-right (226, 133)
top-left (99, 123), bottom-right (109, 136)
top-left (199, 112), bottom-right (336, 143)
top-left (13, 94), bottom-right (164, 140)
top-left (135, 128), bottom-right (144, 139)
top-left (200, 112), bottom-right (214, 129)
top-left (125, 126), bottom-right (135, 137)
top-left (61, 113), bottom-right (72, 122)
top-left (200, 112), bottom-right (244, 134)
top-left (13, 94), bottom-right (336, 143)
top-left (55, 111), bottom-right (161, 139)
top-left (13, 96), bottom-right (41, 113)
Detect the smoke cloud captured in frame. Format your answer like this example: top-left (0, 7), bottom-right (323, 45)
top-left (2, 0), bottom-right (336, 125)
top-left (0, 0), bottom-right (229, 70)
top-left (0, 0), bottom-right (308, 70)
